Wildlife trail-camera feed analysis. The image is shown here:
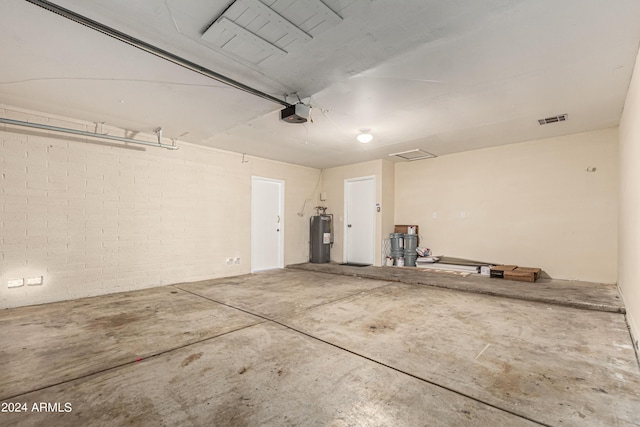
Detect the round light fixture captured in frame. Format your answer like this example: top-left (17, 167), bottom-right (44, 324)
top-left (357, 131), bottom-right (373, 143)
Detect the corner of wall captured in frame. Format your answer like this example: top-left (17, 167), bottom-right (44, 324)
top-left (618, 43), bottom-right (640, 357)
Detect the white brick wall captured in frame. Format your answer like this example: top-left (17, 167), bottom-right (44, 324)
top-left (1, 106), bottom-right (321, 308)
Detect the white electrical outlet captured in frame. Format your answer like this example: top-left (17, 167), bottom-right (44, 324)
top-left (8, 278), bottom-right (24, 288)
top-left (460, 211), bottom-right (466, 219)
top-left (226, 258), bottom-right (234, 265)
top-left (432, 212), bottom-right (437, 219)
top-left (234, 257), bottom-right (240, 264)
top-left (26, 276), bottom-right (43, 286)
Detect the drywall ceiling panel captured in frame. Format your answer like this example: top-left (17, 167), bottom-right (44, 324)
top-left (200, 20), bottom-right (235, 49)
top-left (203, 18), bottom-right (283, 64)
top-left (263, 0), bottom-right (296, 10)
top-left (241, 0), bottom-right (311, 42)
top-left (220, 0), bottom-right (251, 21)
top-left (271, 0), bottom-right (342, 35)
top-left (320, 0), bottom-right (356, 14)
top-left (202, 0), bottom-right (342, 64)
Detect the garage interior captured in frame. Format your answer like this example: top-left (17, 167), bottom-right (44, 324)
top-left (2, 1), bottom-right (640, 426)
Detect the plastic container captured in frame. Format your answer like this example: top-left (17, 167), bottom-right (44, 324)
top-left (403, 234), bottom-right (418, 251)
top-left (396, 257), bottom-right (405, 267)
top-left (404, 254), bottom-right (417, 267)
top-left (390, 233), bottom-right (404, 253)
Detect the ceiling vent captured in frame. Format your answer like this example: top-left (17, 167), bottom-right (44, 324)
top-left (538, 114), bottom-right (567, 125)
top-left (389, 149), bottom-right (436, 161)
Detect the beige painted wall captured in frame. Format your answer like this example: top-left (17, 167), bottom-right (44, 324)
top-left (381, 159), bottom-right (396, 263)
top-left (0, 106), bottom-right (320, 309)
top-left (395, 128), bottom-right (618, 282)
top-left (320, 159), bottom-right (393, 266)
top-left (619, 46), bottom-right (640, 353)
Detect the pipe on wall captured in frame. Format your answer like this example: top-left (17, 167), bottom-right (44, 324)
top-left (0, 117), bottom-right (179, 150)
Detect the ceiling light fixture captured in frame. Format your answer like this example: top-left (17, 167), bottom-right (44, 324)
top-left (357, 131), bottom-right (373, 143)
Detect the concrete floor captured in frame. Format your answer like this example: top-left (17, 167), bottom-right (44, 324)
top-left (1, 267), bottom-right (638, 426)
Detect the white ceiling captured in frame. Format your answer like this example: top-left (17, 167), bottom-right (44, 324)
top-left (1, 0), bottom-right (640, 169)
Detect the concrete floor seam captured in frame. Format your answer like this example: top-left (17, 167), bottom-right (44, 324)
top-left (298, 281), bottom-right (398, 312)
top-left (287, 264), bottom-right (625, 314)
top-left (174, 284), bottom-right (553, 427)
top-left (266, 319), bottom-right (554, 427)
top-left (0, 320), bottom-right (267, 402)
top-left (319, 268), bottom-right (622, 315)
top-left (4, 271), bottom-right (636, 425)
top-left (174, 285), bottom-right (285, 321)
top-left (173, 281), bottom-right (395, 324)
top-left (362, 276), bottom-right (621, 314)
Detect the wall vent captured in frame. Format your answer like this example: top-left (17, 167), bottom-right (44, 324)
top-left (538, 114), bottom-right (567, 125)
top-left (389, 149), bottom-right (436, 161)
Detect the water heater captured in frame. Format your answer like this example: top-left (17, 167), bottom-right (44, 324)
top-left (310, 207), bottom-right (332, 263)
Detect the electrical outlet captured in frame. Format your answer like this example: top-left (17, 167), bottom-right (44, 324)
top-left (234, 257), bottom-right (240, 264)
top-left (226, 258), bottom-right (234, 266)
top-left (26, 276), bottom-right (43, 286)
top-left (432, 212), bottom-right (437, 219)
top-left (8, 278), bottom-right (24, 288)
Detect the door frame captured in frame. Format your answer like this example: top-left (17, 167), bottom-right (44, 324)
top-left (343, 175), bottom-right (376, 265)
top-left (251, 176), bottom-right (285, 272)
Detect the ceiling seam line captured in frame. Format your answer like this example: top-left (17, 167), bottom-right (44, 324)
top-left (24, 0), bottom-right (291, 107)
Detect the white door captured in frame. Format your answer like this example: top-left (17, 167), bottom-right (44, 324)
top-left (251, 177), bottom-right (284, 272)
top-left (344, 176), bottom-right (376, 265)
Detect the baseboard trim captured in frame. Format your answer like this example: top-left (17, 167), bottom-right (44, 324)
top-left (618, 283), bottom-right (640, 367)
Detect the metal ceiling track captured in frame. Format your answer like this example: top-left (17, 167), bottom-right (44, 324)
top-left (25, 0), bottom-right (290, 107)
top-left (0, 117), bottom-right (179, 150)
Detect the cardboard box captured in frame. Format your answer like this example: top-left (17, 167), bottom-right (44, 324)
top-left (504, 267), bottom-right (542, 283)
top-left (394, 225), bottom-right (419, 235)
top-left (490, 265), bottom-right (517, 278)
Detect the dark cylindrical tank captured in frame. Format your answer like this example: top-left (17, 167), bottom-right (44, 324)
top-left (310, 215), bottom-right (332, 263)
